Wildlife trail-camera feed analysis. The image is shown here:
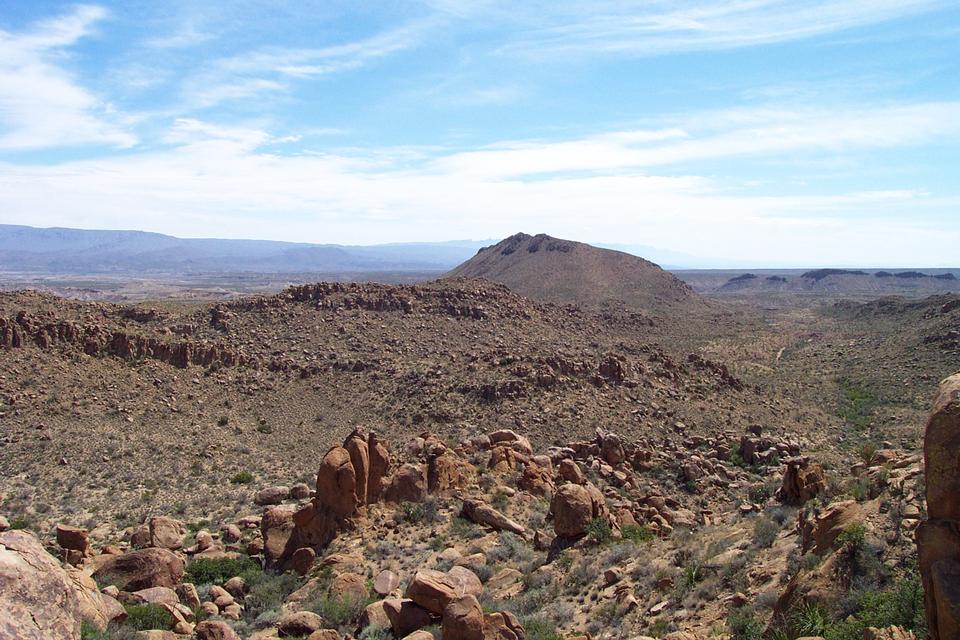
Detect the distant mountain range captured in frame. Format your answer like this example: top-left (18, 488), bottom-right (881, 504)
top-left (0, 225), bottom-right (493, 274)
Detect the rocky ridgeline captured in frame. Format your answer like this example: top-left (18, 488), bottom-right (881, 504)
top-left (0, 418), bottom-right (842, 640)
top-left (0, 309), bottom-right (248, 369)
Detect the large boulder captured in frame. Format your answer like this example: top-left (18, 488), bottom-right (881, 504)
top-left (484, 611), bottom-right (526, 640)
top-left (368, 432), bottom-right (391, 502)
top-left (261, 504), bottom-right (298, 563)
top-left (149, 516), bottom-right (186, 550)
top-left (195, 620), bottom-right (241, 640)
top-left (461, 499), bottom-right (528, 537)
top-left (428, 450), bottom-right (474, 494)
top-left (405, 569), bottom-right (462, 614)
top-left (777, 457), bottom-right (826, 506)
top-left (800, 500), bottom-right (864, 556)
top-left (918, 372), bottom-right (960, 639)
top-left (345, 429), bottom-right (371, 507)
top-left (442, 594), bottom-right (484, 640)
top-left (385, 463), bottom-right (427, 503)
top-left (316, 446), bottom-right (359, 518)
top-left (92, 547), bottom-right (185, 591)
top-left (56, 524), bottom-right (90, 554)
top-left (383, 598), bottom-right (433, 636)
top-left (0, 530), bottom-right (84, 640)
top-left (551, 483), bottom-right (594, 538)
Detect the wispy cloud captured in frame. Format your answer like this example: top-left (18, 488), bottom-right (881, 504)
top-left (2, 100), bottom-right (958, 265)
top-left (492, 0), bottom-right (949, 57)
top-left (0, 4), bottom-right (136, 150)
top-left (178, 20), bottom-right (432, 110)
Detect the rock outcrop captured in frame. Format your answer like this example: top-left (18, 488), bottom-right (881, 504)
top-left (918, 372), bottom-right (960, 639)
top-left (1, 530), bottom-right (84, 640)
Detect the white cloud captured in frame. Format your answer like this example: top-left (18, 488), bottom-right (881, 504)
top-left (492, 0), bottom-right (949, 57)
top-left (178, 20), bottom-right (432, 110)
top-left (1, 101), bottom-right (959, 266)
top-left (0, 5), bottom-right (136, 150)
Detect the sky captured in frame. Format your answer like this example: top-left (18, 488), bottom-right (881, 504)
top-left (0, 1), bottom-right (958, 267)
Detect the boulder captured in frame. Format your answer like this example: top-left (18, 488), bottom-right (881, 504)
top-left (558, 458), bottom-right (584, 484)
top-left (919, 373), bottom-right (960, 639)
top-left (291, 547), bottom-right (316, 576)
top-left (405, 569), bottom-right (461, 614)
top-left (518, 459), bottom-right (555, 498)
top-left (129, 586), bottom-right (179, 606)
top-left (488, 429), bottom-right (533, 454)
top-left (383, 598), bottom-right (433, 636)
top-left (277, 610), bottom-right (324, 636)
top-left (461, 499), bottom-right (528, 537)
top-left (359, 599), bottom-right (393, 630)
top-left (290, 483), bottom-right (311, 500)
top-left (56, 524), bottom-right (90, 554)
top-left (261, 504), bottom-right (297, 563)
top-left (385, 464), bottom-right (427, 503)
top-left (148, 516), bottom-right (185, 551)
top-left (484, 611), bottom-right (526, 640)
top-left (345, 429), bottom-right (371, 507)
top-left (316, 446), bottom-right (359, 518)
top-left (800, 500), bottom-right (864, 556)
top-left (777, 457), bottom-right (826, 506)
top-left (330, 571), bottom-right (368, 603)
top-left (428, 450), bottom-right (474, 494)
top-left (195, 620), bottom-right (242, 640)
top-left (254, 486), bottom-right (290, 506)
top-left (0, 529), bottom-right (84, 640)
top-left (551, 483), bottom-right (593, 538)
top-left (442, 594), bottom-right (484, 640)
top-left (92, 547), bottom-right (184, 591)
top-left (368, 432), bottom-right (391, 502)
top-left (374, 569), bottom-right (401, 596)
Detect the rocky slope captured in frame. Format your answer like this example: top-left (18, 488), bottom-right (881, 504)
top-left (445, 233), bottom-right (704, 314)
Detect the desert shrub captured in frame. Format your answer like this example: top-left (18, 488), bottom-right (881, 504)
top-left (450, 516), bottom-right (483, 540)
top-left (522, 616), bottom-right (564, 640)
top-left (358, 626), bottom-right (392, 640)
top-left (123, 603), bottom-right (175, 630)
top-left (491, 488), bottom-right (510, 512)
top-left (791, 601), bottom-right (828, 637)
top-left (230, 470), bottom-right (253, 484)
top-left (728, 607), bottom-right (764, 640)
top-left (243, 570), bottom-right (301, 622)
top-left (753, 515), bottom-right (779, 548)
top-left (81, 622), bottom-right (140, 640)
top-left (307, 594), bottom-right (370, 629)
top-left (185, 556), bottom-right (260, 585)
top-left (621, 524), bottom-right (655, 544)
top-left (586, 518), bottom-right (612, 544)
top-left (603, 542), bottom-right (636, 565)
top-left (396, 501), bottom-right (428, 523)
top-left (835, 376), bottom-right (881, 432)
top-left (487, 531), bottom-right (533, 565)
top-left (472, 563), bottom-right (494, 582)
top-left (674, 562), bottom-right (703, 599)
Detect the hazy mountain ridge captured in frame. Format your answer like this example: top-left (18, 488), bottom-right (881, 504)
top-left (0, 225), bottom-right (493, 274)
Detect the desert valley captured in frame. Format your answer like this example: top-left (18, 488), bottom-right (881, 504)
top-left (2, 231), bottom-right (958, 640)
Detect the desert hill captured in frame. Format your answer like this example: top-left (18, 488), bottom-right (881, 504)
top-left (445, 233), bottom-right (704, 313)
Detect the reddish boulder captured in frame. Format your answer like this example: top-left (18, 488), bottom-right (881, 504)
top-left (56, 524), bottom-right (90, 554)
top-left (777, 457), bottom-right (826, 506)
top-left (92, 547), bottom-right (184, 591)
top-left (442, 594), bottom-right (484, 640)
top-left (195, 620), bottom-right (241, 640)
top-left (385, 463), bottom-right (427, 503)
top-left (368, 432), bottom-right (391, 502)
top-left (383, 598), bottom-right (433, 636)
top-left (551, 483), bottom-right (594, 538)
top-left (316, 446), bottom-right (359, 518)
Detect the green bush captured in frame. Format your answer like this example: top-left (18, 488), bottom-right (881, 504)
top-left (621, 524), bottom-right (655, 544)
top-left (728, 607), bottom-right (765, 640)
top-left (586, 518), bottom-right (612, 544)
top-left (753, 515), bottom-right (779, 549)
top-left (244, 570), bottom-right (301, 622)
top-left (230, 470), bottom-right (253, 484)
top-left (123, 603), bottom-right (175, 631)
top-left (307, 594), bottom-right (370, 629)
top-left (185, 556), bottom-right (261, 585)
top-left (522, 616), bottom-right (564, 640)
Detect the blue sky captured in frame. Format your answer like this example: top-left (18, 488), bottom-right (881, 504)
top-left (0, 1), bottom-right (958, 266)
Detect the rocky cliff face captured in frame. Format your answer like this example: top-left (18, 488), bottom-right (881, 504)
top-left (918, 372), bottom-right (960, 639)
